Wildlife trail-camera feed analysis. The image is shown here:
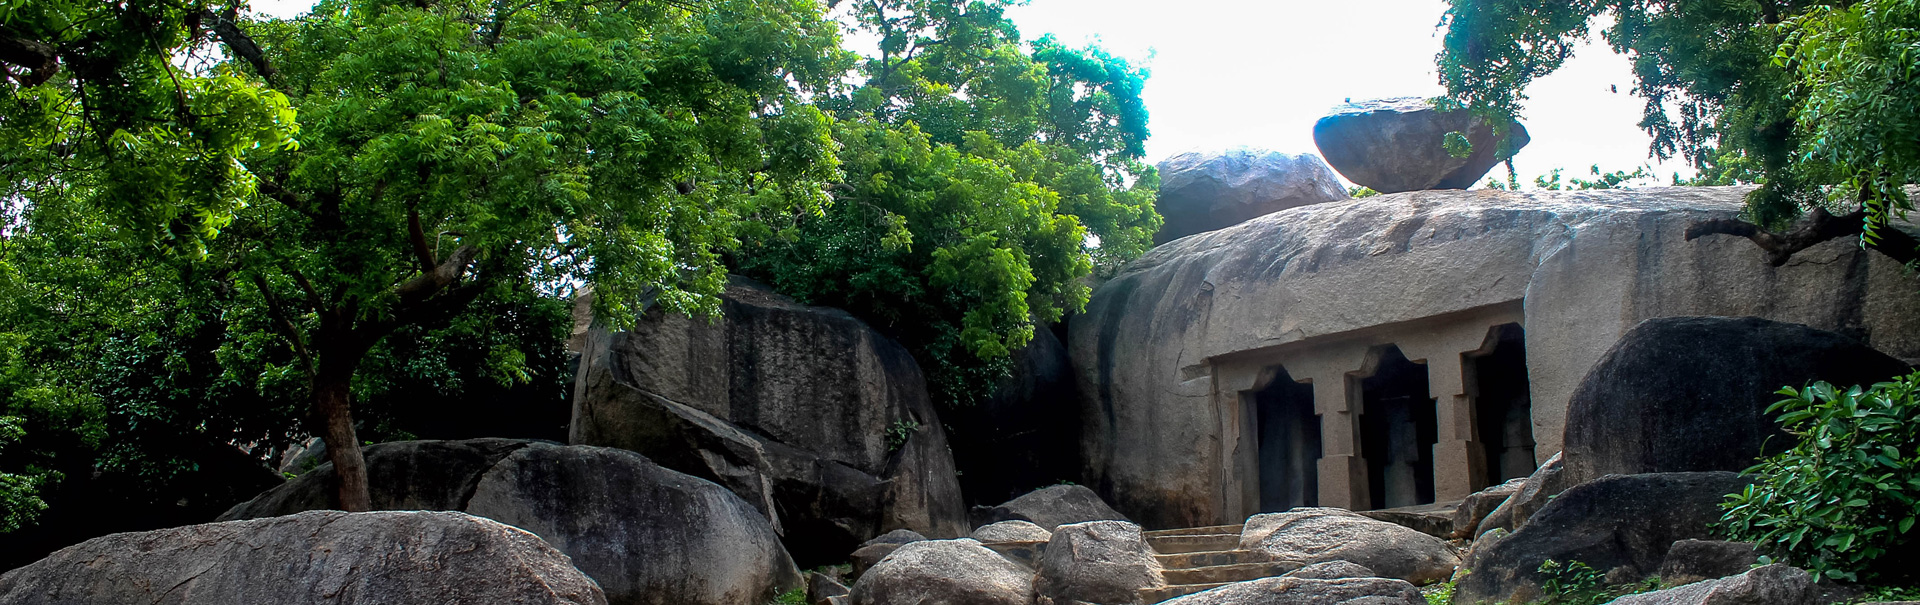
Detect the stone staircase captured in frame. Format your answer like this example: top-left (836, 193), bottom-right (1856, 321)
top-left (1139, 524), bottom-right (1300, 603)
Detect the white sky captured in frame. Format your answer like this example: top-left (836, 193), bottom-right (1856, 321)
top-left (249, 0), bottom-right (1689, 187)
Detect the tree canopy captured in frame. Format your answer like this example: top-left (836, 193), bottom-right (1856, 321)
top-left (1437, 0), bottom-right (1920, 264)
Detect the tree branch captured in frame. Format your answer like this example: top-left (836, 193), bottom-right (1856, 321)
top-left (0, 28), bottom-right (60, 86)
top-left (250, 272), bottom-right (316, 371)
top-left (200, 8), bottom-right (279, 85)
top-left (394, 244), bottom-right (480, 308)
top-left (1686, 207), bottom-right (1920, 266)
top-left (407, 208), bottom-right (438, 274)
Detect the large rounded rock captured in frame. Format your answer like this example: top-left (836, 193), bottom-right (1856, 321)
top-left (850, 539), bottom-right (1036, 605)
top-left (1163, 562), bottom-right (1425, 605)
top-left (1454, 472), bottom-right (1754, 605)
top-left (1035, 521), bottom-right (1165, 605)
top-left (572, 276), bottom-right (966, 565)
top-left (972, 520), bottom-right (1052, 543)
top-left (1312, 97), bottom-right (1529, 193)
top-left (221, 439), bottom-right (801, 605)
top-left (972, 484), bottom-right (1129, 531)
top-left (1239, 508), bottom-right (1459, 585)
top-left (1609, 564), bottom-right (1815, 605)
top-left (0, 510), bottom-right (606, 604)
top-left (466, 443), bottom-right (802, 605)
top-left (1153, 148), bottom-right (1349, 243)
top-left (1563, 316), bottom-right (1913, 487)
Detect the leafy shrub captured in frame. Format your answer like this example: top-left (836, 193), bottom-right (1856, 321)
top-left (1532, 559), bottom-right (1660, 605)
top-left (1722, 375), bottom-right (1920, 582)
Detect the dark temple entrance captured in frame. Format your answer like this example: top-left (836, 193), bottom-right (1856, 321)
top-left (1254, 366), bottom-right (1320, 512)
top-left (1360, 346), bottom-right (1437, 510)
top-left (1469, 323), bottom-right (1537, 485)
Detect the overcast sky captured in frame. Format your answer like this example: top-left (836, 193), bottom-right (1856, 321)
top-left (249, 0), bottom-right (1688, 187)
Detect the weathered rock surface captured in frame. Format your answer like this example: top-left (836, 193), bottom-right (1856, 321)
top-left (972, 484), bottom-right (1129, 531)
top-left (1658, 540), bottom-right (1761, 586)
top-left (1563, 316), bottom-right (1913, 487)
top-left (1609, 564), bottom-right (1815, 605)
top-left (1071, 186), bottom-right (1920, 528)
top-left (1035, 521), bottom-right (1164, 605)
top-left (1454, 472), bottom-right (1753, 605)
top-left (1162, 561), bottom-right (1425, 605)
top-left (1153, 148), bottom-right (1350, 243)
top-left (221, 439), bottom-right (800, 605)
top-left (948, 326), bottom-right (1084, 507)
top-left (973, 520), bottom-right (1052, 543)
top-left (1357, 502), bottom-right (1456, 539)
top-left (1475, 452), bottom-right (1571, 538)
top-left (850, 539), bottom-right (1037, 605)
top-left (1239, 508), bottom-right (1459, 585)
top-left (1312, 97), bottom-right (1529, 193)
top-left (0, 510), bottom-right (607, 605)
top-left (571, 276), bottom-right (966, 565)
top-left (865, 528), bottom-right (929, 546)
top-left (465, 443), bottom-right (801, 605)
top-left (809, 572), bottom-right (851, 605)
top-left (1451, 478), bottom-right (1525, 539)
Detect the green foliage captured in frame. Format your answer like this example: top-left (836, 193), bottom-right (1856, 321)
top-left (0, 416), bottom-right (49, 532)
top-left (1721, 375), bottom-right (1920, 582)
top-left (1421, 579), bottom-right (1455, 605)
top-left (770, 588), bottom-right (807, 605)
top-left (1846, 584), bottom-right (1920, 603)
top-left (1481, 165), bottom-right (1656, 191)
top-left (885, 419), bottom-right (923, 452)
top-left (1349, 186), bottom-right (1381, 198)
top-left (1532, 559), bottom-right (1661, 605)
top-left (737, 0), bottom-right (1159, 408)
top-left (1435, 0), bottom-right (1920, 243)
top-left (1443, 131), bottom-right (1475, 159)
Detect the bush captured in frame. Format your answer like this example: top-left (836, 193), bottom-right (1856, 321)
top-left (1721, 374), bottom-right (1920, 582)
top-left (1532, 559), bottom-right (1660, 605)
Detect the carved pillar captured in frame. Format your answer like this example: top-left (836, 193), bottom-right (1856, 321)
top-left (1424, 351), bottom-right (1484, 501)
top-left (1312, 375), bottom-right (1369, 510)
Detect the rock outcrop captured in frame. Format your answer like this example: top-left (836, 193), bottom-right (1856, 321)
top-left (849, 539), bottom-right (1037, 605)
top-left (947, 327), bottom-right (1083, 507)
top-left (1475, 452), bottom-right (1571, 537)
top-left (1312, 97), bottom-right (1529, 193)
top-left (1239, 508), bottom-right (1459, 585)
top-left (1562, 316), bottom-right (1913, 487)
top-left (1658, 540), bottom-right (1761, 586)
top-left (1454, 472), bottom-right (1753, 604)
top-left (570, 276), bottom-right (966, 564)
top-left (0, 510), bottom-right (607, 605)
top-left (1034, 521), bottom-right (1165, 605)
top-left (220, 440), bottom-right (801, 605)
top-left (972, 484), bottom-right (1130, 531)
top-left (1161, 561), bottom-right (1425, 605)
top-left (1153, 148), bottom-right (1349, 243)
top-left (1610, 564), bottom-right (1817, 605)
top-left (1071, 186), bottom-right (1920, 528)
top-left (1451, 477), bottom-right (1525, 539)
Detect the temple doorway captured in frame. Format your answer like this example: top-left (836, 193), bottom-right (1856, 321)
top-left (1254, 366), bottom-right (1320, 512)
top-left (1469, 323), bottom-right (1536, 485)
top-left (1359, 346), bottom-right (1437, 510)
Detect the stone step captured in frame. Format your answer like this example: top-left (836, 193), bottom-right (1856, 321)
top-left (1139, 582), bottom-right (1229, 604)
top-left (1161, 561), bottom-right (1298, 585)
top-left (1146, 533), bottom-right (1240, 554)
top-left (1154, 549), bottom-right (1261, 570)
top-left (1144, 524), bottom-right (1244, 538)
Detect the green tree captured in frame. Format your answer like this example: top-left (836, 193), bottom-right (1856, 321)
top-left (2, 0), bottom-right (847, 510)
top-left (1435, 0), bottom-right (1920, 266)
top-left (736, 0), bottom-right (1159, 406)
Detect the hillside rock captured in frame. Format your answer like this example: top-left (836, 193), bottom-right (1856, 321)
top-left (1563, 316), bottom-right (1913, 487)
top-left (1153, 148), bottom-right (1349, 243)
top-left (850, 540), bottom-right (1036, 605)
top-left (1239, 508), bottom-right (1459, 585)
top-left (972, 484), bottom-right (1129, 531)
top-left (571, 276), bottom-right (965, 565)
top-left (1035, 521), bottom-right (1164, 605)
top-left (221, 439), bottom-right (800, 605)
top-left (972, 520), bottom-right (1052, 543)
top-left (1312, 97), bottom-right (1529, 193)
top-left (1450, 477), bottom-right (1525, 539)
top-left (1070, 186), bottom-right (1920, 528)
top-left (1454, 472), bottom-right (1753, 605)
top-left (0, 510), bottom-right (606, 605)
top-left (947, 327), bottom-right (1083, 507)
top-left (1658, 540), bottom-right (1761, 585)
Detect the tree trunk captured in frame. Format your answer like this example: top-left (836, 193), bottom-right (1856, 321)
top-left (314, 350), bottom-right (373, 512)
